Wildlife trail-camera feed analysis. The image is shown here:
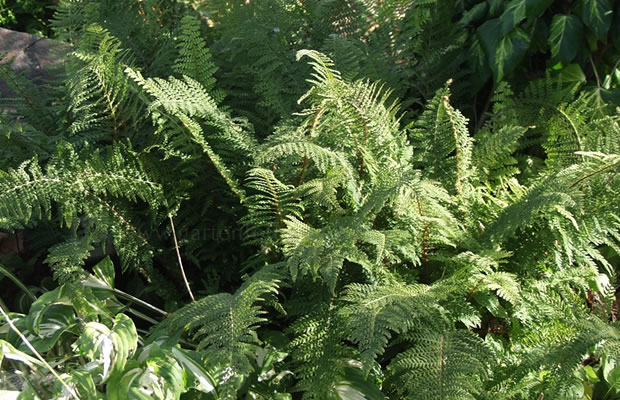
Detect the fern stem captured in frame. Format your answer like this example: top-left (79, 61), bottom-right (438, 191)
top-left (169, 215), bottom-right (195, 302)
top-left (297, 106), bottom-right (327, 186)
top-left (443, 96), bottom-right (463, 196)
top-left (570, 159), bottom-right (620, 188)
top-left (0, 305), bottom-right (80, 400)
top-left (0, 66), bottom-right (38, 119)
top-left (297, 156), bottom-right (309, 186)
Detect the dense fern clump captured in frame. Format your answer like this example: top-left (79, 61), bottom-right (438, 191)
top-left (0, 0), bottom-right (619, 399)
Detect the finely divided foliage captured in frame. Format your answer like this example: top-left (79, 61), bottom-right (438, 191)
top-left (0, 0), bottom-right (619, 399)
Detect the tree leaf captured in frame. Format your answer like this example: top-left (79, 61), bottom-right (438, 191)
top-left (495, 27), bottom-right (530, 81)
top-left (549, 15), bottom-right (584, 64)
top-left (525, 0), bottom-right (554, 17)
top-left (478, 19), bottom-right (530, 82)
top-left (500, 0), bottom-right (527, 35)
top-left (577, 0), bottom-right (612, 40)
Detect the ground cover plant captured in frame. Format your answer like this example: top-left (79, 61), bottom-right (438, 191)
top-left (0, 0), bottom-right (619, 399)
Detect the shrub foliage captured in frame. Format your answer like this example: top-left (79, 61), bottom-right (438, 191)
top-left (0, 0), bottom-right (619, 399)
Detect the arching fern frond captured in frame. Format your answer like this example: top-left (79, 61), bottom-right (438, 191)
top-left (68, 24), bottom-right (143, 140)
top-left (173, 16), bottom-right (224, 103)
top-left (410, 82), bottom-right (474, 197)
top-left (241, 168), bottom-right (303, 246)
top-left (162, 270), bottom-right (282, 395)
top-left (389, 328), bottom-right (493, 400)
top-left (128, 69), bottom-right (253, 199)
top-left (0, 143), bottom-right (163, 274)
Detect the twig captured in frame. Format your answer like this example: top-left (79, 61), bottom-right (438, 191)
top-left (169, 214), bottom-right (195, 302)
top-left (0, 305), bottom-right (79, 400)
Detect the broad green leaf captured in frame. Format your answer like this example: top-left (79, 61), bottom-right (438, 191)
top-left (0, 339), bottom-right (43, 368)
top-left (549, 15), bottom-right (584, 64)
top-left (109, 314), bottom-right (139, 375)
top-left (584, 365), bottom-right (601, 383)
top-left (54, 370), bottom-right (104, 400)
top-left (332, 368), bottom-right (385, 400)
top-left (495, 27), bottom-right (530, 81)
top-left (488, 0), bottom-right (504, 18)
top-left (460, 3), bottom-right (488, 25)
top-left (24, 286), bottom-right (73, 337)
top-left (500, 0), bottom-right (527, 35)
top-left (478, 19), bottom-right (502, 79)
top-left (93, 256), bottom-right (115, 289)
top-left (468, 36), bottom-right (492, 92)
top-left (170, 347), bottom-right (218, 395)
top-left (607, 365), bottom-right (620, 390)
top-left (525, 0), bottom-right (554, 17)
top-left (601, 355), bottom-right (616, 382)
top-left (478, 20), bottom-right (530, 81)
top-left (577, 0), bottom-right (612, 40)
top-left (106, 353), bottom-right (186, 400)
top-left (76, 314), bottom-right (137, 381)
top-left (552, 64), bottom-right (587, 85)
top-left (76, 322), bottom-right (115, 380)
top-left (24, 304), bottom-right (76, 353)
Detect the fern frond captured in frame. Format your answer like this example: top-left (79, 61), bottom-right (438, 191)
top-left (129, 69), bottom-right (252, 199)
top-left (390, 328), bottom-right (492, 399)
top-left (173, 16), bottom-right (223, 103)
top-left (0, 60), bottom-right (59, 135)
top-left (410, 82), bottom-right (474, 197)
top-left (241, 168), bottom-right (303, 245)
top-left (164, 271), bottom-right (281, 391)
top-left (67, 24), bottom-right (143, 140)
top-left (45, 236), bottom-right (94, 283)
top-left (342, 282), bottom-right (433, 374)
top-left (0, 143), bottom-right (163, 274)
top-left (288, 302), bottom-right (351, 399)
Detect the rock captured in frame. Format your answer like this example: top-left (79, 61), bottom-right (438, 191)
top-left (0, 28), bottom-right (65, 100)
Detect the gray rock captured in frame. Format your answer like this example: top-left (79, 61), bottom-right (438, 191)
top-left (0, 28), bottom-right (65, 100)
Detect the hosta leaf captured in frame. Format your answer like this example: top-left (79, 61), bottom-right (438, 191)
top-left (549, 15), bottom-right (584, 64)
top-left (577, 0), bottom-right (612, 40)
top-left (331, 368), bottom-right (385, 400)
top-left (93, 256), bottom-right (115, 289)
top-left (24, 304), bottom-right (76, 353)
top-left (106, 351), bottom-right (187, 400)
top-left (170, 347), bottom-right (218, 395)
top-left (24, 286), bottom-right (73, 336)
top-left (0, 339), bottom-right (43, 368)
top-left (76, 313), bottom-right (137, 381)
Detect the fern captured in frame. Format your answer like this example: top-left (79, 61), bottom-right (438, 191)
top-left (389, 328), bottom-right (492, 399)
top-left (128, 69), bottom-right (252, 199)
top-left (241, 168), bottom-right (303, 246)
top-left (163, 269), bottom-right (282, 394)
top-left (288, 302), bottom-right (352, 399)
top-left (67, 24), bottom-right (144, 141)
top-left (409, 82), bottom-right (474, 198)
top-left (173, 16), bottom-right (224, 103)
top-left (0, 143), bottom-right (163, 275)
